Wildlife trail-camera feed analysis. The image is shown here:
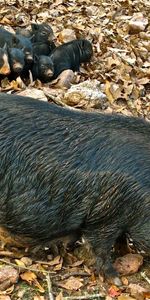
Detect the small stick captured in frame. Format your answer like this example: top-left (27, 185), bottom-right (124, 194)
top-left (0, 259), bottom-right (55, 299)
top-left (141, 272), bottom-right (150, 285)
top-left (0, 258), bottom-right (55, 274)
top-left (62, 294), bottom-right (105, 300)
top-left (35, 260), bottom-right (60, 266)
top-left (45, 273), bottom-right (55, 300)
top-left (62, 272), bottom-right (90, 280)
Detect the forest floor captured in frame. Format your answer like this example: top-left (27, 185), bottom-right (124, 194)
top-left (0, 0), bottom-right (150, 299)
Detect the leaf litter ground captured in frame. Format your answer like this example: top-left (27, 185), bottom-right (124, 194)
top-left (0, 0), bottom-right (150, 299)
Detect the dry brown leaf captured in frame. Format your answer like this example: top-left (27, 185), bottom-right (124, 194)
top-left (121, 277), bottom-right (129, 286)
top-left (59, 276), bottom-right (83, 291)
top-left (129, 283), bottom-right (149, 299)
top-left (20, 271), bottom-right (37, 284)
top-left (105, 297), bottom-right (113, 300)
top-left (72, 24), bottom-right (85, 31)
top-left (118, 295), bottom-right (135, 300)
top-left (58, 29), bottom-right (76, 43)
top-left (34, 278), bottom-right (45, 293)
top-left (108, 285), bottom-right (121, 298)
top-left (20, 271), bottom-right (45, 293)
top-left (53, 260), bottom-right (63, 271)
top-left (105, 80), bottom-right (115, 103)
top-left (16, 289), bottom-right (26, 299)
top-left (109, 83), bottom-right (122, 100)
top-left (106, 56), bottom-right (121, 69)
top-left (71, 260), bottom-right (84, 267)
top-left (47, 256), bottom-right (61, 266)
top-left (83, 265), bottom-right (92, 275)
top-left (2, 285), bottom-right (14, 295)
top-left (0, 17), bottom-right (12, 25)
top-left (10, 80), bottom-right (22, 91)
top-left (20, 257), bottom-right (32, 267)
top-left (56, 291), bottom-right (63, 300)
top-left (15, 259), bottom-right (25, 268)
top-left (34, 296), bottom-right (45, 300)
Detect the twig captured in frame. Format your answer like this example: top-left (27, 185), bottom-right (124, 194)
top-left (141, 272), bottom-right (150, 285)
top-left (62, 294), bottom-right (105, 300)
top-left (0, 258), bottom-right (56, 299)
top-left (46, 273), bottom-right (55, 300)
top-left (0, 258), bottom-right (56, 274)
top-left (62, 272), bottom-right (90, 280)
top-left (35, 260), bottom-right (60, 266)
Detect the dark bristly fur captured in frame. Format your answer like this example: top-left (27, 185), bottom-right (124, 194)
top-left (31, 55), bottom-right (54, 82)
top-left (0, 93), bottom-right (149, 281)
top-left (16, 23), bottom-right (56, 56)
top-left (0, 28), bottom-right (33, 64)
top-left (50, 39), bottom-right (93, 79)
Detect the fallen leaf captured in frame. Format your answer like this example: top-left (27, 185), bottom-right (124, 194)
top-left (108, 285), bottom-right (121, 297)
top-left (83, 265), bottom-right (92, 275)
top-left (34, 278), bottom-right (45, 293)
top-left (105, 80), bottom-right (115, 103)
top-left (121, 277), bottom-right (128, 286)
top-left (20, 257), bottom-right (32, 266)
top-left (20, 271), bottom-right (36, 284)
top-left (118, 295), bottom-right (135, 300)
top-left (15, 259), bottom-right (25, 268)
top-left (20, 271), bottom-right (45, 293)
top-left (53, 261), bottom-right (63, 271)
top-left (3, 284), bottom-right (14, 295)
top-left (71, 260), bottom-right (84, 267)
top-left (47, 256), bottom-right (61, 266)
top-left (58, 28), bottom-right (76, 43)
top-left (129, 283), bottom-right (149, 299)
top-left (59, 276), bottom-right (83, 291)
top-left (56, 292), bottom-right (63, 300)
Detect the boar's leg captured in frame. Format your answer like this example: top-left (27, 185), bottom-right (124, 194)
top-left (82, 172), bottom-right (145, 284)
top-left (83, 225), bottom-right (121, 280)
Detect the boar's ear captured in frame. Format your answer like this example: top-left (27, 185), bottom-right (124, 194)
top-left (31, 24), bottom-right (38, 32)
